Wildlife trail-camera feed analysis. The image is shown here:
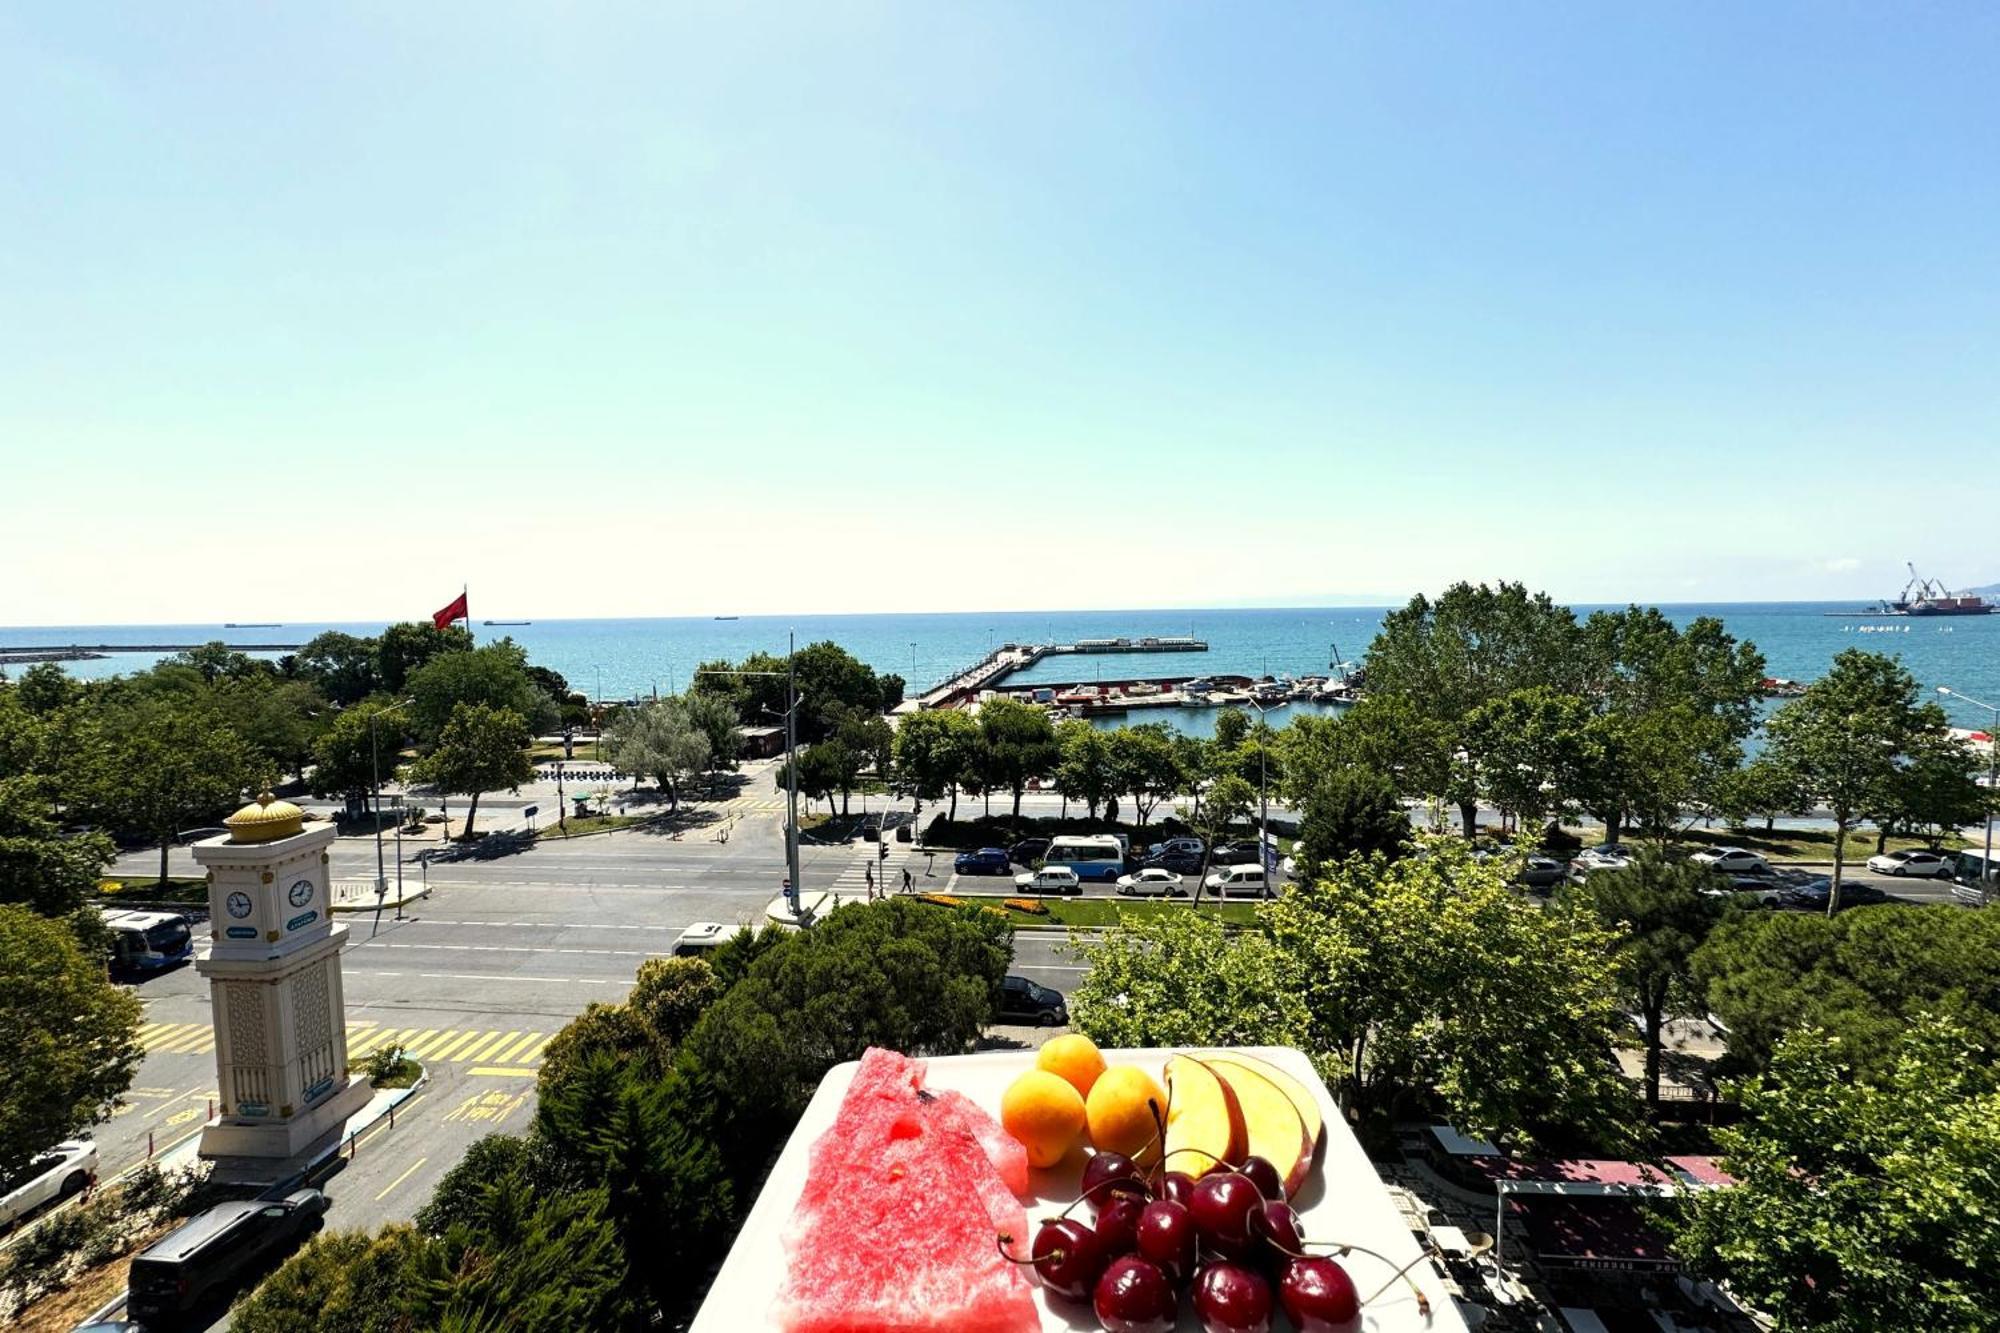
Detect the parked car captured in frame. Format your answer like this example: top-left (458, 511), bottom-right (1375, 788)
top-left (1008, 837), bottom-right (1051, 867)
top-left (1204, 864), bottom-right (1274, 898)
top-left (1773, 879), bottom-right (1891, 912)
top-left (1866, 848), bottom-right (1955, 878)
top-left (1143, 849), bottom-right (1205, 875)
top-left (995, 975), bottom-right (1068, 1026)
top-left (1515, 855), bottom-right (1567, 890)
top-left (0, 1139), bottom-right (97, 1230)
top-left (1570, 844), bottom-right (1634, 877)
top-left (1207, 842), bottom-right (1262, 867)
top-left (1690, 847), bottom-right (1772, 876)
top-left (954, 848), bottom-right (1012, 876)
top-left (1014, 866), bottom-right (1083, 896)
top-left (127, 1189), bottom-right (329, 1324)
top-left (1115, 868), bottom-right (1185, 897)
top-left (1146, 837), bottom-right (1205, 861)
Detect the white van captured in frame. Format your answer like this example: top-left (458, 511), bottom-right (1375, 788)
top-left (1204, 864), bottom-right (1273, 898)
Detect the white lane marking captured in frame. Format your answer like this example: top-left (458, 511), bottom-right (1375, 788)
top-left (348, 942), bottom-right (667, 958)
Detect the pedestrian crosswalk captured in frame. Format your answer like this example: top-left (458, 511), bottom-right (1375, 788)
top-left (137, 1020), bottom-right (555, 1070)
top-left (711, 794), bottom-right (788, 815)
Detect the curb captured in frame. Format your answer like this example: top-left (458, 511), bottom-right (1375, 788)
top-left (330, 885), bottom-right (433, 914)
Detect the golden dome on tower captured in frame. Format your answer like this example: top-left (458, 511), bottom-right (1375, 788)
top-left (224, 792), bottom-right (305, 843)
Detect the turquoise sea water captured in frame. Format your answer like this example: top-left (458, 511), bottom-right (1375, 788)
top-left (5, 604), bottom-right (1997, 739)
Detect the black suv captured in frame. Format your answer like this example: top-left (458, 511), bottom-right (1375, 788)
top-left (995, 975), bottom-right (1068, 1026)
top-left (128, 1189), bottom-right (328, 1324)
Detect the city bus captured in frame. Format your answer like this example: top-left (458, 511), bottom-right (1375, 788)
top-left (103, 909), bottom-right (195, 975)
top-left (1042, 835), bottom-right (1127, 883)
top-left (1951, 849), bottom-right (1998, 906)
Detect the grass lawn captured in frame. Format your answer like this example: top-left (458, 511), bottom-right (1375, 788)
top-left (97, 876), bottom-right (208, 904)
top-left (536, 813), bottom-right (655, 839)
top-left (1681, 824), bottom-right (1963, 863)
top-left (1024, 897), bottom-right (1261, 928)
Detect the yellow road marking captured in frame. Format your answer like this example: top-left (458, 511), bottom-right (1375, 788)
top-left (486, 1032), bottom-right (543, 1064)
top-left (373, 1156), bottom-right (428, 1201)
top-left (456, 1030), bottom-right (518, 1063)
top-left (399, 1030), bottom-right (456, 1058)
top-left (517, 1034), bottom-right (555, 1064)
top-left (427, 1030), bottom-right (487, 1062)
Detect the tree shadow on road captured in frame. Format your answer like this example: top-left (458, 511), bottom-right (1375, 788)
top-left (415, 830), bottom-right (537, 863)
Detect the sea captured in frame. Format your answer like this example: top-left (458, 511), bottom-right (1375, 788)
top-left (4, 604), bottom-right (1997, 740)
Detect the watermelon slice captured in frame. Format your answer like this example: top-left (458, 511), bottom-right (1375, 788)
top-left (924, 1087), bottom-right (1030, 1199)
top-left (774, 1049), bottom-right (1037, 1333)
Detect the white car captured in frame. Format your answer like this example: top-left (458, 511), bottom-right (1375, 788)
top-left (1866, 849), bottom-right (1954, 878)
top-left (1570, 844), bottom-right (1634, 877)
top-left (1014, 866), bottom-right (1082, 896)
top-left (671, 922), bottom-right (733, 956)
top-left (1114, 868), bottom-right (1185, 897)
top-left (1203, 864), bottom-right (1274, 898)
top-left (1690, 847), bottom-right (1771, 876)
top-left (1, 1139), bottom-right (97, 1229)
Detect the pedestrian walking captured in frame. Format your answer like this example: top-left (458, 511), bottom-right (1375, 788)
top-left (902, 867), bottom-right (914, 893)
top-left (865, 861), bottom-right (875, 894)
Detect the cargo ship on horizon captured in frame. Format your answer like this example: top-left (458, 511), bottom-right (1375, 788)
top-left (1831, 565), bottom-right (1995, 617)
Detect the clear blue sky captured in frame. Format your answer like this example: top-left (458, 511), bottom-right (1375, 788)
top-left (3, 3), bottom-right (1995, 623)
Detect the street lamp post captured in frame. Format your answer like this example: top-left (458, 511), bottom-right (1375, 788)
top-left (697, 632), bottom-right (805, 918)
top-left (368, 698), bottom-right (415, 920)
top-left (1939, 686), bottom-right (1998, 905)
top-left (1244, 699), bottom-right (1274, 883)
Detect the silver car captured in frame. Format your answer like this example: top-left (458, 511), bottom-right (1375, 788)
top-left (1115, 867), bottom-right (1185, 897)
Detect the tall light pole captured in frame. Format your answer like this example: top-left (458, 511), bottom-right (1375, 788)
top-left (368, 698), bottom-right (415, 920)
top-left (697, 631), bottom-right (805, 918)
top-left (1939, 686), bottom-right (1997, 905)
top-left (1244, 699), bottom-right (1274, 882)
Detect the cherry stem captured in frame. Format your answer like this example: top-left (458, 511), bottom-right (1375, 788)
top-left (1056, 1174), bottom-right (1144, 1221)
top-left (1292, 1236), bottom-right (1432, 1308)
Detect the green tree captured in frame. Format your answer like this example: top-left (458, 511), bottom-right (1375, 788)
top-left (976, 696), bottom-right (1059, 820)
top-left (1294, 765), bottom-right (1410, 877)
top-left (1069, 911), bottom-right (1310, 1049)
top-left (1463, 686), bottom-right (1593, 831)
top-left (891, 707), bottom-right (980, 824)
top-left (411, 1184), bottom-right (628, 1331)
top-left (167, 640), bottom-right (276, 683)
top-left (408, 641), bottom-right (557, 747)
top-left (1763, 649), bottom-right (1950, 912)
top-left (1713, 754), bottom-right (1809, 832)
top-left (295, 631), bottom-right (384, 707)
top-left (1692, 903), bottom-right (2000, 1079)
top-left (415, 1133), bottom-right (544, 1239)
top-left (309, 700), bottom-right (407, 819)
top-left (1053, 720), bottom-right (1120, 820)
top-left (1363, 582), bottom-right (1585, 836)
top-left (601, 698), bottom-right (710, 810)
top-left (0, 904), bottom-right (143, 1185)
top-left (217, 676), bottom-right (326, 780)
top-left (1673, 1016), bottom-right (2000, 1332)
top-left (680, 690), bottom-right (741, 774)
top-left (0, 777), bottom-right (115, 914)
top-left (377, 621), bottom-right (475, 694)
top-left (1559, 851), bottom-right (1724, 1105)
top-left (1211, 707), bottom-right (1250, 751)
top-left (1113, 722), bottom-right (1185, 826)
top-left (15, 663), bottom-right (82, 717)
top-left (80, 695), bottom-right (267, 883)
top-left (787, 641), bottom-right (893, 743)
top-left (232, 1225), bottom-right (427, 1333)
top-left (1865, 728), bottom-right (1989, 852)
top-left (410, 703), bottom-right (533, 839)
top-left (1264, 846), bottom-right (1636, 1147)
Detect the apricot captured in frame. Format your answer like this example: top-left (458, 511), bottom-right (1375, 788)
top-left (1000, 1068), bottom-right (1088, 1168)
top-left (1085, 1065), bottom-right (1169, 1165)
top-left (1035, 1033), bottom-right (1108, 1099)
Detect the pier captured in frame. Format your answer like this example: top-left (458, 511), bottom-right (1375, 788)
top-left (909, 637), bottom-right (1210, 710)
top-left (0, 642), bottom-right (305, 666)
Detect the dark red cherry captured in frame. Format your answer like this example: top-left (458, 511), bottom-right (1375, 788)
top-left (1253, 1199), bottom-right (1306, 1266)
top-left (1192, 1259), bottom-right (1275, 1333)
top-left (1238, 1154), bottom-right (1285, 1202)
top-left (1093, 1254), bottom-right (1177, 1333)
top-left (1134, 1198), bottom-right (1197, 1281)
top-left (1094, 1192), bottom-right (1146, 1258)
top-left (1155, 1170), bottom-right (1196, 1207)
top-left (1278, 1255), bottom-right (1361, 1333)
top-left (1028, 1216), bottom-right (1107, 1303)
top-left (1187, 1170), bottom-right (1262, 1257)
top-left (1082, 1150), bottom-right (1148, 1211)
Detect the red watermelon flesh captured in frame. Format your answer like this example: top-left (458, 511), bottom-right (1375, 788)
top-left (774, 1049), bottom-right (1038, 1333)
top-left (926, 1087), bottom-right (1030, 1199)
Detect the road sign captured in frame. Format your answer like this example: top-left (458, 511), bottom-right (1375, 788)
top-left (523, 805), bottom-right (539, 818)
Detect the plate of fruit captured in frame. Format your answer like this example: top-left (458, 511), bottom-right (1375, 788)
top-left (692, 1042), bottom-right (1466, 1333)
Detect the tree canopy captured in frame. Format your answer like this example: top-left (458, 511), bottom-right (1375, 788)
top-left (0, 777), bottom-right (114, 915)
top-left (0, 904), bottom-right (143, 1186)
top-left (1673, 1016), bottom-right (2000, 1332)
top-left (410, 703), bottom-right (534, 839)
top-left (602, 697), bottom-right (711, 809)
top-left (408, 640), bottom-right (558, 746)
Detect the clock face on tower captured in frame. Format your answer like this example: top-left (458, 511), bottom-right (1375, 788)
top-left (225, 891), bottom-right (253, 919)
top-left (287, 878), bottom-right (315, 908)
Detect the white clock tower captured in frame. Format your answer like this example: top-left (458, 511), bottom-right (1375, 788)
top-left (191, 793), bottom-right (370, 1162)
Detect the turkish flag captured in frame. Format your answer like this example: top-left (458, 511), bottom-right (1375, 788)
top-left (432, 592), bottom-right (468, 629)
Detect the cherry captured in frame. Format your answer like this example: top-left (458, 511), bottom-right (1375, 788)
top-left (1253, 1200), bottom-right (1306, 1273)
top-left (1082, 1150), bottom-right (1148, 1211)
top-left (1094, 1192), bottom-right (1146, 1258)
top-left (1188, 1170), bottom-right (1263, 1257)
top-left (1134, 1198), bottom-right (1197, 1281)
top-left (1027, 1217), bottom-right (1107, 1303)
top-left (1093, 1255), bottom-right (1177, 1333)
top-left (1192, 1260), bottom-right (1275, 1333)
top-left (1238, 1154), bottom-right (1285, 1202)
top-left (1154, 1170), bottom-right (1197, 1207)
top-left (1278, 1255), bottom-right (1361, 1333)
